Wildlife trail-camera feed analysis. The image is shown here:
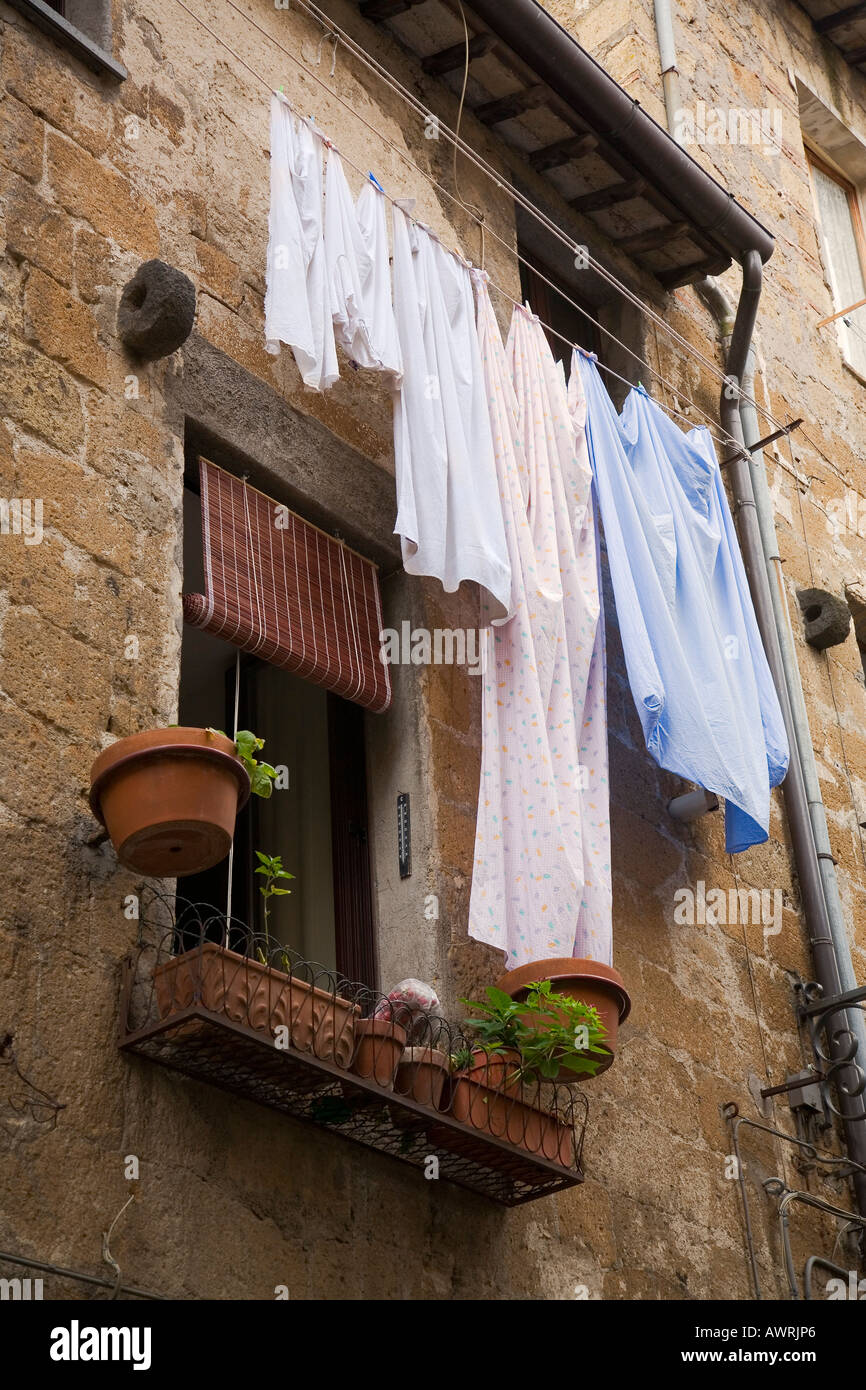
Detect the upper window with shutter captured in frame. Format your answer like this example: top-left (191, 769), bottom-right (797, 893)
top-left (808, 150), bottom-right (866, 380)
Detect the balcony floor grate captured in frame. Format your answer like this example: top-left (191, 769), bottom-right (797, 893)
top-left (120, 1005), bottom-right (584, 1206)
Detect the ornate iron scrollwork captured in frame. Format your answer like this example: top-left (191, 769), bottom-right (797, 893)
top-left (796, 980), bottom-right (866, 1121)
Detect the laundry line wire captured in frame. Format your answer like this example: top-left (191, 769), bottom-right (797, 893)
top-left (173, 0), bottom-right (744, 454)
top-left (296, 3), bottom-right (866, 504)
top-left (269, 0), bottom-right (799, 438)
top-left (229, 0), bottom-right (852, 494)
top-left (174, 0), bottom-right (824, 490)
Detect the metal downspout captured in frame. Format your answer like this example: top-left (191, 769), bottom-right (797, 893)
top-left (722, 253), bottom-right (866, 1222)
top-left (651, 0), bottom-right (866, 1225)
top-left (653, 0), bottom-right (682, 135)
top-left (740, 356), bottom-right (866, 1015)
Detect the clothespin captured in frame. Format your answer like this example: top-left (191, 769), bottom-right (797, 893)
top-left (368, 172), bottom-right (385, 193)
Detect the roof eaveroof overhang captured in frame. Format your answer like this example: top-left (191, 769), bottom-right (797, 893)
top-left (353, 0), bottom-right (775, 288)
top-left (798, 1), bottom-right (866, 72)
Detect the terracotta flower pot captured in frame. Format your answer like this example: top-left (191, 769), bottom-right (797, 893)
top-left (89, 727), bottom-right (250, 877)
top-left (351, 1018), bottom-right (407, 1089)
top-left (449, 1078), bottom-right (574, 1167)
top-left (464, 1047), bottom-right (523, 1097)
top-left (153, 943), bottom-right (359, 1066)
top-left (395, 1046), bottom-right (449, 1109)
top-left (495, 957), bottom-right (631, 1079)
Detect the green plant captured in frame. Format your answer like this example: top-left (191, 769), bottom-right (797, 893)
top-left (449, 1044), bottom-right (476, 1073)
top-left (254, 850), bottom-right (294, 965)
top-left (206, 728), bottom-right (279, 798)
top-left (460, 980), bottom-right (608, 1086)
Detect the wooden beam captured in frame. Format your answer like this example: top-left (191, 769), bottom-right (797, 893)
top-left (815, 3), bottom-right (866, 34)
top-left (843, 43), bottom-right (866, 63)
top-left (422, 32), bottom-right (497, 76)
top-left (360, 0), bottom-right (427, 20)
top-left (656, 255), bottom-right (728, 289)
top-left (475, 82), bottom-right (548, 125)
top-left (615, 221), bottom-right (688, 254)
top-left (529, 132), bottom-right (598, 172)
top-left (570, 177), bottom-right (646, 213)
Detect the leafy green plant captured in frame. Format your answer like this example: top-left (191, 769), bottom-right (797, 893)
top-left (460, 980), bottom-right (608, 1086)
top-left (206, 728), bottom-right (279, 798)
top-left (449, 1044), bottom-right (476, 1073)
top-left (254, 850), bottom-right (294, 964)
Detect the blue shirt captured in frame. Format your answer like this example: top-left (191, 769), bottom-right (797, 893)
top-left (576, 352), bottom-right (788, 852)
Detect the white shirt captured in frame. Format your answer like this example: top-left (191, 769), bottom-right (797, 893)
top-left (265, 94), bottom-right (338, 392)
top-left (324, 150), bottom-right (402, 383)
top-left (390, 208), bottom-right (511, 619)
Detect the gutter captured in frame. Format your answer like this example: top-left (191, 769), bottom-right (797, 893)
top-left (467, 0), bottom-right (774, 265)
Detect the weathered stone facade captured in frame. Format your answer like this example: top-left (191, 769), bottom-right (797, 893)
top-left (0, 0), bottom-right (864, 1300)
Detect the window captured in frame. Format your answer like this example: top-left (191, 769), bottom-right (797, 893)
top-left (177, 483), bottom-right (378, 985)
top-left (519, 254), bottom-right (602, 366)
top-left (807, 150), bottom-right (866, 379)
top-left (7, 0), bottom-right (125, 81)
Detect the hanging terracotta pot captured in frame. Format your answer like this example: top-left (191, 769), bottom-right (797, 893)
top-left (351, 1018), bottom-right (407, 1089)
top-left (495, 957), bottom-right (631, 1077)
top-left (89, 727), bottom-right (250, 877)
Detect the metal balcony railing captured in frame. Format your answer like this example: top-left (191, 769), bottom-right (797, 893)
top-left (118, 888), bottom-right (589, 1206)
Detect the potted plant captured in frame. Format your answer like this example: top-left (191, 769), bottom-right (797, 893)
top-left (442, 984), bottom-right (608, 1166)
top-left (394, 1044), bottom-right (450, 1109)
top-left (447, 1066), bottom-right (576, 1167)
top-left (154, 847), bottom-right (358, 1066)
top-left (89, 727), bottom-right (277, 878)
top-left (350, 1012), bottom-right (408, 1089)
top-left (467, 980), bottom-right (609, 1085)
top-left (495, 958), bottom-right (631, 1074)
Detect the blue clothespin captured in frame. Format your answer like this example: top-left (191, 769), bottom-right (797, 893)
top-left (368, 172), bottom-right (385, 193)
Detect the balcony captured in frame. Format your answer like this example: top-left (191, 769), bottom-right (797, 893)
top-left (119, 890), bottom-right (589, 1206)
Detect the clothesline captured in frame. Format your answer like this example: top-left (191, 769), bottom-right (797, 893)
top-left (257, 0), bottom-right (801, 442)
top-left (273, 80), bottom-right (741, 457)
top-left (174, 0), bottom-right (824, 493)
top-left (185, 0), bottom-right (777, 440)
top-left (280, 0), bottom-right (851, 498)
top-left (173, 0), bottom-right (743, 456)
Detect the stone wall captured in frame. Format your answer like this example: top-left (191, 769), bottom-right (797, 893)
top-left (0, 0), bottom-right (863, 1299)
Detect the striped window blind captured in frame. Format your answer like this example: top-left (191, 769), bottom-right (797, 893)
top-left (183, 459), bottom-right (392, 713)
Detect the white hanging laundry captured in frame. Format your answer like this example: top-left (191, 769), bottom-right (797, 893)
top-left (324, 151), bottom-right (402, 382)
top-left (390, 207), bottom-right (511, 619)
top-left (468, 283), bottom-right (611, 968)
top-left (265, 93), bottom-right (338, 391)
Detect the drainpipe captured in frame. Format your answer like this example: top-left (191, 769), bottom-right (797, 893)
top-left (699, 276), bottom-right (866, 1114)
top-left (653, 0), bottom-right (682, 135)
top-left (652, 0), bottom-right (866, 1226)
top-left (722, 252), bottom-right (866, 1224)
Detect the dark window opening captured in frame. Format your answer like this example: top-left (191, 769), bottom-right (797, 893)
top-left (177, 484), bottom-right (377, 985)
top-left (45, 0), bottom-right (65, 14)
top-left (519, 254), bottom-right (602, 366)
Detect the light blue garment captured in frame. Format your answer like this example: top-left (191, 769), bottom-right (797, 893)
top-left (574, 351), bottom-right (788, 853)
